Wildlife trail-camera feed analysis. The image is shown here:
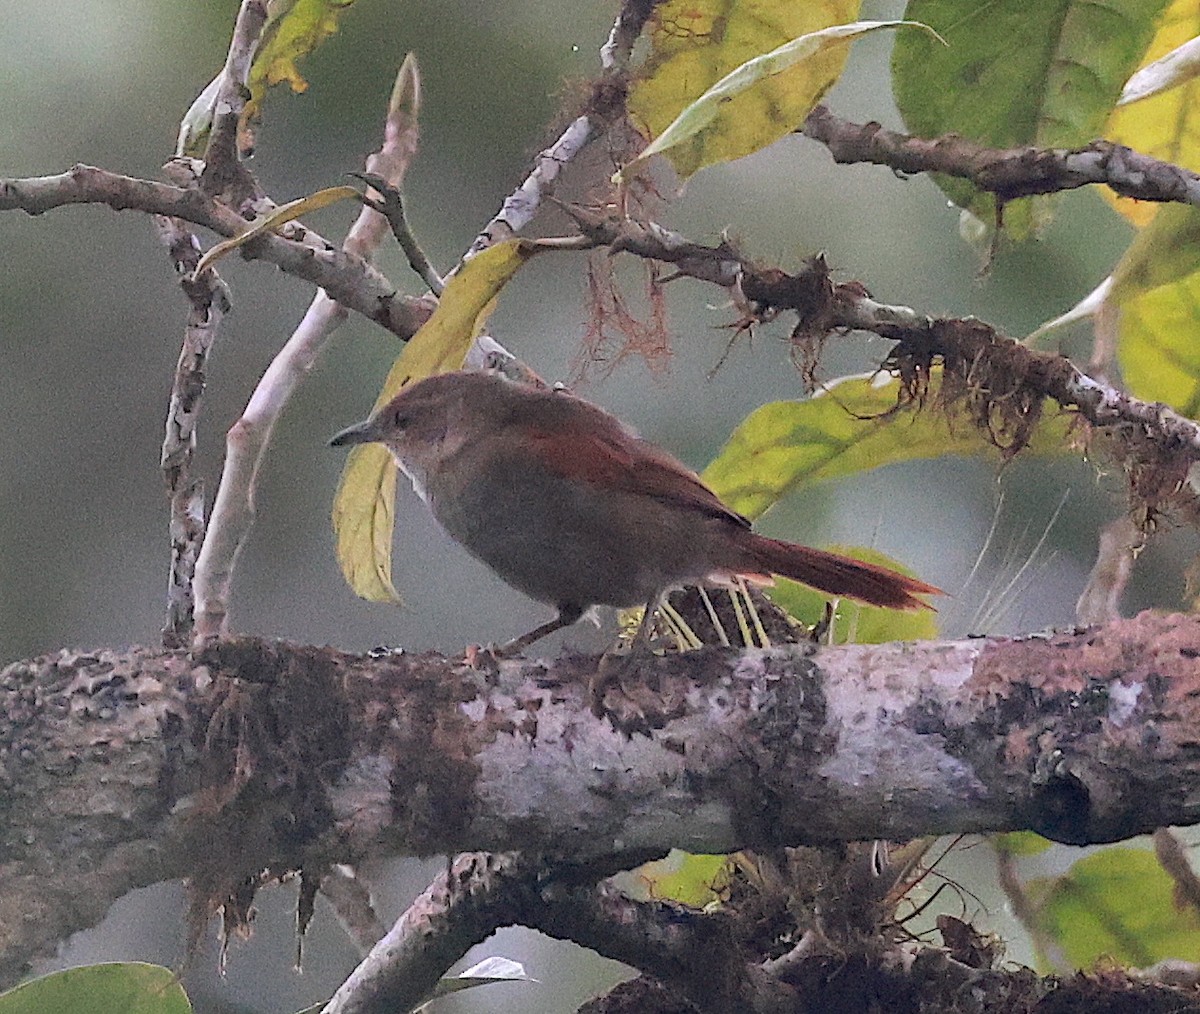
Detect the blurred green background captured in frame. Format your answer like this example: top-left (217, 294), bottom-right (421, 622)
top-left (1, 0), bottom-right (1189, 1010)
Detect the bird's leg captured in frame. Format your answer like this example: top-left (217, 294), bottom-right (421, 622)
top-left (629, 594), bottom-right (661, 649)
top-left (495, 604), bottom-right (584, 657)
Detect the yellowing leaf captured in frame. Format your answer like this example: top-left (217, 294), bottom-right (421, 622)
top-left (244, 0), bottom-right (356, 136)
top-left (621, 19), bottom-right (928, 181)
top-left (332, 240), bottom-right (540, 602)
top-left (765, 546), bottom-right (939, 642)
top-left (1105, 0), bottom-right (1200, 226)
top-left (1054, 203), bottom-right (1200, 415)
top-left (628, 0), bottom-right (860, 180)
top-left (1119, 263), bottom-right (1200, 415)
top-left (1028, 847), bottom-right (1200, 968)
top-left (195, 185), bottom-right (360, 275)
top-left (331, 445), bottom-right (401, 603)
top-left (176, 0), bottom-right (356, 157)
top-left (1112, 202), bottom-right (1200, 299)
top-left (894, 0), bottom-right (1167, 239)
top-left (701, 372), bottom-right (1067, 523)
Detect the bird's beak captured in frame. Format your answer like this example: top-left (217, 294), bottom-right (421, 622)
top-left (329, 417), bottom-right (379, 448)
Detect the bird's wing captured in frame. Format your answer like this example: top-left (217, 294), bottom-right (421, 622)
top-left (520, 416), bottom-right (752, 530)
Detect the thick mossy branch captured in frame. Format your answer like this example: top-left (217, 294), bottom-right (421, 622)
top-left (560, 210), bottom-right (1200, 529)
top-left (2, 613), bottom-right (1200, 985)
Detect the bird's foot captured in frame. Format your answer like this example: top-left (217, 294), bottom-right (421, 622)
top-left (589, 648), bottom-right (683, 735)
top-left (462, 643), bottom-right (504, 682)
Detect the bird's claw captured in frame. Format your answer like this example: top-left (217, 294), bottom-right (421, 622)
top-left (463, 643), bottom-right (503, 680)
top-left (589, 650), bottom-right (673, 735)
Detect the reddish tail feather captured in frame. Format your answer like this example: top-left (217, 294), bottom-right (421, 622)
top-left (746, 535), bottom-right (940, 611)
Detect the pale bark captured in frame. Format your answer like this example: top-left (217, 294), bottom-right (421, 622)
top-left (2, 611), bottom-right (1198, 986)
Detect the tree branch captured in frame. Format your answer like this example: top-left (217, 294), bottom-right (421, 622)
top-left (462, 0), bottom-right (651, 260)
top-left (192, 56), bottom-right (424, 643)
top-left (2, 612), bottom-right (1199, 985)
top-left (200, 0), bottom-right (268, 203)
top-left (324, 852), bottom-right (540, 1014)
top-left (559, 208), bottom-right (1200, 523)
top-left (800, 104), bottom-right (1200, 208)
top-left (153, 217), bottom-right (231, 648)
top-left (0, 166), bottom-right (433, 341)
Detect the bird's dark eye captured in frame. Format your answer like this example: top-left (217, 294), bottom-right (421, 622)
top-left (393, 411), bottom-right (409, 429)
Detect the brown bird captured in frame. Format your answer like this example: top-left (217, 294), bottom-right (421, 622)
top-left (331, 370), bottom-right (939, 654)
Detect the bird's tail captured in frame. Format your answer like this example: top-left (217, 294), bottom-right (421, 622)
top-left (743, 535), bottom-right (940, 611)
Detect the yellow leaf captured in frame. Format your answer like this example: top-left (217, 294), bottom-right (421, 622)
top-left (330, 444), bottom-right (401, 604)
top-left (195, 185), bottom-right (360, 275)
top-left (625, 850), bottom-right (731, 907)
top-left (1049, 201), bottom-right (1200, 415)
top-left (627, 0), bottom-right (861, 180)
top-left (331, 240), bottom-right (541, 602)
top-left (621, 20), bottom-right (934, 182)
top-left (244, 0), bottom-right (356, 127)
top-left (1119, 265), bottom-right (1200, 416)
top-left (1104, 0), bottom-right (1200, 226)
top-left (175, 0), bottom-right (356, 157)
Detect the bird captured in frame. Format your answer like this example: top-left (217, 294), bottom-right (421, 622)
top-left (330, 369), bottom-right (939, 655)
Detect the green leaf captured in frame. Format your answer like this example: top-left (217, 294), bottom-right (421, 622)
top-left (331, 240), bottom-right (541, 602)
top-left (993, 831), bottom-right (1054, 857)
top-left (893, 0), bottom-right (1167, 237)
top-left (624, 850), bottom-right (731, 908)
top-left (1028, 847), bottom-right (1200, 968)
top-left (628, 0), bottom-right (861, 180)
top-left (0, 963), bottom-right (191, 1014)
top-left (700, 372), bottom-right (1066, 522)
top-left (621, 19), bottom-right (932, 182)
top-left (765, 546), bottom-right (939, 641)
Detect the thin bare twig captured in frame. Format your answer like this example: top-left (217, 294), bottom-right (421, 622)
top-left (193, 56), bottom-right (423, 643)
top-left (154, 216), bottom-right (232, 648)
top-left (1153, 828), bottom-right (1200, 914)
top-left (465, 115), bottom-right (596, 259)
top-left (1076, 515), bottom-right (1143, 625)
top-left (353, 171), bottom-right (444, 295)
top-left (994, 848), bottom-right (1071, 975)
top-left (462, 0), bottom-right (650, 261)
